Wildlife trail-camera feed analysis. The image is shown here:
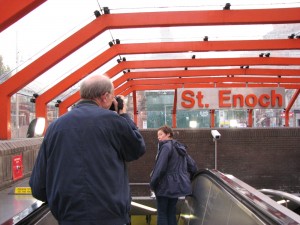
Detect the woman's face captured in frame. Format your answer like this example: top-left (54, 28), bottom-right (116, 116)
top-left (157, 130), bottom-right (171, 142)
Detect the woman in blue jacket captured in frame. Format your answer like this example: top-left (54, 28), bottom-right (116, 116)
top-left (150, 125), bottom-right (198, 225)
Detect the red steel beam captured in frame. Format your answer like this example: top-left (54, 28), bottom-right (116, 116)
top-left (0, 0), bottom-right (46, 32)
top-left (285, 89), bottom-right (300, 127)
top-left (36, 56), bottom-right (300, 118)
top-left (132, 91), bottom-right (138, 124)
top-left (35, 39), bottom-right (300, 117)
top-left (4, 8), bottom-right (300, 96)
top-left (107, 56), bottom-right (300, 77)
top-left (210, 110), bottom-right (215, 128)
top-left (113, 68), bottom-right (300, 87)
top-left (248, 109), bottom-right (253, 127)
top-left (59, 67), bottom-right (300, 116)
top-left (59, 80), bottom-right (300, 115)
top-left (2, 7), bottom-right (300, 139)
top-left (119, 83), bottom-right (300, 96)
top-left (172, 90), bottom-right (177, 128)
top-left (113, 77), bottom-right (300, 86)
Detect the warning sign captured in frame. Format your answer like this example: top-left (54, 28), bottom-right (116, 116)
top-left (12, 155), bottom-right (23, 181)
top-left (14, 187), bottom-right (32, 195)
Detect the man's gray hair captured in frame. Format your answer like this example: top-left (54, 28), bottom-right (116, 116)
top-left (80, 75), bottom-right (113, 99)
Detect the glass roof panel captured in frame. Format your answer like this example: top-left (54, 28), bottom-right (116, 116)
top-left (0, 0), bottom-right (300, 103)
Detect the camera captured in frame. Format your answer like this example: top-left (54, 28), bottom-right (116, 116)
top-left (211, 130), bottom-right (221, 139)
top-left (109, 96), bottom-right (124, 112)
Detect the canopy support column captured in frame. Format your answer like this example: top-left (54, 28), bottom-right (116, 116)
top-left (0, 94), bottom-right (11, 140)
top-left (210, 109), bottom-right (215, 128)
top-left (172, 89), bottom-right (177, 128)
top-left (132, 91), bottom-right (138, 125)
top-left (285, 89), bottom-right (300, 127)
top-left (248, 109), bottom-right (253, 127)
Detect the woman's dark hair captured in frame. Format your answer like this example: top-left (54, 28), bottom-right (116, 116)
top-left (158, 125), bottom-right (174, 138)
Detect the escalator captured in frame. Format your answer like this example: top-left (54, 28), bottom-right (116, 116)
top-left (179, 169), bottom-right (300, 225)
top-left (260, 189), bottom-right (300, 215)
top-left (13, 204), bottom-right (57, 225)
top-left (3, 169), bottom-right (300, 225)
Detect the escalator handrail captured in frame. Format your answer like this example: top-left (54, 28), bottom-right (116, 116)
top-left (260, 189), bottom-right (300, 205)
top-left (1, 201), bottom-right (44, 225)
top-left (15, 203), bottom-right (49, 225)
top-left (193, 169), bottom-right (300, 224)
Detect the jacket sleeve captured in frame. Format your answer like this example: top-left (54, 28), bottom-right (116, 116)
top-left (187, 154), bottom-right (198, 179)
top-left (118, 113), bottom-right (146, 162)
top-left (29, 140), bottom-right (48, 202)
top-left (150, 145), bottom-right (171, 191)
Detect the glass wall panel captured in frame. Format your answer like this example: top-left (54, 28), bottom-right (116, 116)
top-left (11, 93), bottom-right (36, 138)
top-left (177, 110), bottom-right (211, 128)
top-left (126, 90), bottom-right (300, 129)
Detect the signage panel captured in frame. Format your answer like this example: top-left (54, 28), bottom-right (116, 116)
top-left (12, 155), bottom-right (23, 181)
top-left (177, 88), bottom-right (285, 110)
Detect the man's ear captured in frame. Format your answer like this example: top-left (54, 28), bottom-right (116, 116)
top-left (101, 92), bottom-right (108, 102)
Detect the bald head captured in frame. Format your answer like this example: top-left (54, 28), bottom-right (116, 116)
top-left (80, 74), bottom-right (114, 100)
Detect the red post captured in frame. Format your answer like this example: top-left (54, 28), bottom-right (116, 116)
top-left (210, 109), bottom-right (215, 127)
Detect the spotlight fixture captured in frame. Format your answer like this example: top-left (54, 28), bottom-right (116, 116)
top-left (123, 71), bottom-right (126, 74)
top-left (122, 57), bottom-right (126, 61)
top-left (259, 53), bottom-right (264, 57)
top-left (117, 59), bottom-right (121, 63)
top-left (192, 55), bottom-right (196, 59)
top-left (203, 36), bottom-right (208, 41)
top-left (288, 33), bottom-right (295, 39)
top-left (245, 65), bottom-right (249, 69)
top-left (127, 69), bottom-right (131, 73)
top-left (265, 53), bottom-right (270, 57)
top-left (57, 100), bottom-right (62, 104)
top-left (115, 39), bottom-right (120, 44)
top-left (240, 66), bottom-right (244, 69)
top-left (296, 35), bottom-right (300, 39)
top-left (108, 41), bottom-right (113, 47)
top-left (55, 103), bottom-right (59, 107)
top-left (185, 67), bottom-right (188, 70)
top-left (26, 117), bottom-right (46, 138)
top-left (223, 3), bottom-right (231, 10)
top-left (94, 10), bottom-right (101, 18)
top-left (103, 7), bottom-right (110, 14)
top-left (30, 93), bottom-right (39, 103)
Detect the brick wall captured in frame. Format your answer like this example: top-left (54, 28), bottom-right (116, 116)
top-left (0, 138), bottom-right (42, 190)
top-left (1, 128), bottom-right (299, 193)
top-left (128, 128), bottom-right (300, 194)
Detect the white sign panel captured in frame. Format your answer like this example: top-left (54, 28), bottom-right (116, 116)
top-left (177, 88), bottom-right (285, 110)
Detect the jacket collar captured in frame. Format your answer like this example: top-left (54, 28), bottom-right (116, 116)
top-left (76, 99), bottom-right (99, 107)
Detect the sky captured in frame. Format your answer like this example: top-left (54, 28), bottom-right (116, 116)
top-left (0, 0), bottom-right (299, 96)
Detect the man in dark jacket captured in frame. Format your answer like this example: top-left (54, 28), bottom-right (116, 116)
top-left (29, 74), bottom-right (146, 225)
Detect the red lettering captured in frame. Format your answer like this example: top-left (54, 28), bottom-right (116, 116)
top-left (258, 94), bottom-right (270, 107)
top-left (196, 91), bottom-right (204, 108)
top-left (233, 94), bottom-right (244, 107)
top-left (181, 90), bottom-right (195, 108)
top-left (245, 94), bottom-right (257, 107)
top-left (219, 90), bottom-right (231, 107)
top-left (271, 90), bottom-right (283, 107)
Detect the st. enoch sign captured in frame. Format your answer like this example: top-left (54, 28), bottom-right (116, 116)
top-left (177, 88), bottom-right (285, 110)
